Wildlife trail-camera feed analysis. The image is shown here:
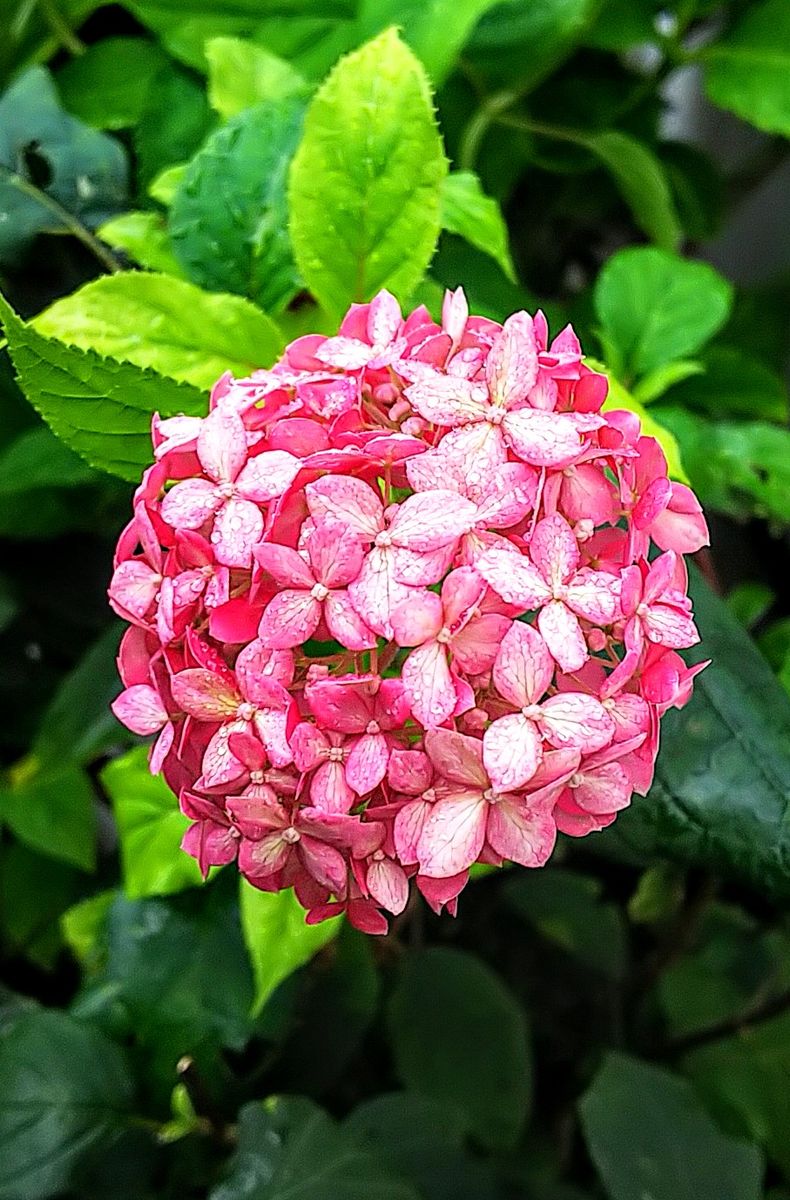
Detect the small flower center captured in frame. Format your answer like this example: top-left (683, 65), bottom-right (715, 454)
top-left (487, 408), bottom-right (505, 426)
top-left (372, 849), bottom-right (385, 861)
top-left (328, 746), bottom-right (345, 763)
top-left (311, 582), bottom-right (329, 602)
top-left (250, 769), bottom-right (264, 784)
top-left (602, 698), bottom-right (615, 711)
top-left (422, 787), bottom-right (436, 803)
top-left (366, 720), bottom-right (381, 735)
top-left (483, 787), bottom-right (501, 803)
top-left (522, 704), bottom-right (543, 721)
top-left (637, 602), bottom-right (649, 617)
top-left (375, 530), bottom-right (393, 548)
top-left (569, 773), bottom-right (583, 789)
top-left (237, 702), bottom-right (256, 721)
top-left (436, 626), bottom-right (453, 645)
top-left (217, 482), bottom-right (235, 501)
top-left (282, 826), bottom-right (300, 844)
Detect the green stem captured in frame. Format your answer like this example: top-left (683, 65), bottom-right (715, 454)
top-left (38, 0), bottom-right (86, 56)
top-left (0, 166), bottom-right (122, 274)
top-left (457, 89), bottom-right (524, 171)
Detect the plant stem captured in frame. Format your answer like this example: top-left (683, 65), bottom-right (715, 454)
top-left (0, 166), bottom-right (122, 274)
top-left (38, 0), bottom-right (86, 56)
top-left (663, 986), bottom-right (790, 1059)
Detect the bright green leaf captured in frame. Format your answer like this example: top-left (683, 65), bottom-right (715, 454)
top-left (170, 99), bottom-right (304, 313)
top-left (98, 212), bottom-right (186, 276)
top-left (289, 28), bottom-right (448, 316)
top-left (441, 171), bottom-right (516, 281)
top-left (579, 1053), bottom-right (763, 1200)
top-left (56, 37), bottom-right (168, 129)
top-left (239, 879), bottom-right (341, 1016)
top-left (582, 131), bottom-right (682, 251)
top-left (61, 890), bottom-right (115, 973)
top-left (0, 290), bottom-right (206, 481)
top-left (101, 747), bottom-right (207, 899)
top-left (355, 0), bottom-right (505, 85)
top-left (594, 247), bottom-right (733, 380)
top-left (0, 66), bottom-right (128, 264)
top-left (205, 36), bottom-right (308, 119)
top-left (387, 946), bottom-right (531, 1150)
top-left (210, 1096), bottom-right (418, 1200)
top-left (703, 0), bottom-right (790, 137)
top-left (148, 163), bottom-right (187, 206)
top-left (0, 1009), bottom-right (133, 1200)
top-left (33, 273), bottom-right (283, 389)
top-left (632, 359), bottom-right (704, 406)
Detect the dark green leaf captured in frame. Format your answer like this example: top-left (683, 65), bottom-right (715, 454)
top-left (503, 867), bottom-right (627, 980)
top-left (582, 131), bottom-right (681, 251)
top-left (441, 171), bottom-right (516, 281)
top-left (170, 98), bottom-right (304, 314)
top-left (0, 842), bottom-right (81, 968)
top-left (0, 291), bottom-right (206, 481)
top-left (101, 747), bottom-right (206, 899)
top-left (0, 760), bottom-right (96, 872)
top-left (594, 247), bottom-right (733, 380)
top-left (56, 38), bottom-right (169, 130)
top-left (726, 581), bottom-right (776, 631)
top-left (289, 28), bottom-right (448, 316)
top-left (660, 141), bottom-right (725, 241)
top-left (133, 62), bottom-right (213, 188)
top-left (466, 0), bottom-right (601, 89)
top-left (703, 0), bottom-right (790, 137)
top-left (210, 1096), bottom-right (419, 1200)
top-left (579, 1052), bottom-right (763, 1200)
top-left (387, 946), bottom-right (531, 1150)
top-left (33, 273), bottom-right (284, 389)
top-left (599, 570), bottom-right (790, 899)
top-left (0, 1008), bottom-right (133, 1200)
top-left (660, 346), bottom-right (788, 422)
top-left (0, 426), bottom-right (97, 493)
top-left (0, 66), bottom-right (128, 264)
top-left (584, 0), bottom-right (657, 50)
top-left (355, 0), bottom-right (506, 85)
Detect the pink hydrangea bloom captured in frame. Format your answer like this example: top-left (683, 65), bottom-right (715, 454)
top-left (108, 287), bottom-right (708, 934)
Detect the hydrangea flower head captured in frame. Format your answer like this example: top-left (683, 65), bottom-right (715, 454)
top-left (110, 288), bottom-right (708, 933)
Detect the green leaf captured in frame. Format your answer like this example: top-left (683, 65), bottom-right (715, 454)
top-left (466, 0), bottom-right (601, 89)
top-left (133, 62), bottom-right (213, 188)
top-left (289, 28), bottom-right (448, 316)
top-left (205, 36), bottom-right (308, 119)
top-left (170, 98), bottom-right (304, 314)
top-left (0, 290), bottom-right (206, 481)
top-left (582, 131), bottom-right (681, 251)
top-left (653, 407), bottom-right (790, 524)
top-left (56, 38), bottom-right (168, 130)
top-left (101, 747), bottom-right (206, 899)
top-left (0, 0), bottom-right (99, 87)
top-left (441, 171), bottom-right (516, 282)
top-left (210, 1096), bottom-right (419, 1200)
top-left (0, 842), bottom-right (81, 968)
top-left (579, 1052), bottom-right (763, 1200)
top-left (594, 247), bottom-right (733, 380)
top-left (703, 0), bottom-right (790, 137)
top-left (600, 570), bottom-right (790, 900)
top-left (355, 0), bottom-right (505, 85)
top-left (584, 0), bottom-right (656, 50)
top-left (0, 1009), bottom-right (133, 1200)
top-left (98, 211), bottom-right (186, 276)
top-left (503, 867), bottom-right (627, 980)
top-left (660, 141), bottom-right (725, 242)
top-left (0, 65), bottom-right (128, 264)
top-left (726, 581), bottom-right (776, 631)
top-left (239, 880), bottom-right (341, 1016)
top-left (0, 426), bottom-right (97, 493)
top-left (61, 890), bottom-right (115, 973)
top-left (0, 760), bottom-right (96, 872)
top-left (33, 273), bottom-right (284, 390)
top-left (387, 946), bottom-right (531, 1150)
top-left (148, 163), bottom-right (188, 206)
top-left (659, 346), bottom-right (788, 423)
top-left (632, 360), bottom-right (705, 405)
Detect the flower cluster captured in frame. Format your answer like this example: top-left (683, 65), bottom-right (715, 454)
top-left (110, 289), bottom-right (708, 934)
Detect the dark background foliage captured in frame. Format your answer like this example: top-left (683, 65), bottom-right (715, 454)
top-left (0, 1), bottom-right (789, 1197)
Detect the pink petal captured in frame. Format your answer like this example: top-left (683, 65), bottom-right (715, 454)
top-left (440, 565), bottom-right (486, 626)
top-left (236, 450), bottom-right (300, 502)
top-left (212, 496), bottom-right (263, 568)
top-left (236, 639), bottom-right (294, 693)
top-left (324, 591), bottom-right (377, 650)
top-left (388, 748), bottom-right (433, 795)
top-left (182, 822), bottom-right (238, 874)
top-left (642, 604), bottom-right (700, 649)
top-left (652, 483), bottom-right (709, 554)
top-left (316, 336), bottom-right (374, 369)
top-left (197, 404), bottom-right (247, 483)
top-left (307, 521), bottom-right (364, 588)
top-left (560, 462), bottom-right (617, 524)
top-left (389, 490), bottom-right (478, 553)
top-left (171, 668), bottom-right (240, 719)
top-left (417, 793), bottom-right (487, 877)
top-left (486, 796), bottom-right (556, 868)
top-left (201, 720), bottom-right (248, 789)
top-left (401, 640), bottom-right (456, 729)
top-left (538, 601), bottom-right (588, 673)
top-left (537, 693), bottom-right (614, 752)
top-left (258, 590), bottom-right (321, 648)
top-left (390, 589), bottom-right (443, 647)
top-left (367, 288), bottom-right (402, 344)
top-left (346, 732), bottom-right (389, 795)
top-left (298, 834), bottom-right (347, 894)
top-left (111, 684), bottom-right (167, 735)
top-left (475, 546), bottom-right (551, 608)
top-left (254, 541), bottom-right (315, 588)
top-left (493, 621), bottom-right (554, 707)
top-left (530, 514), bottom-right (579, 589)
top-left (305, 475), bottom-right (383, 540)
top-left (565, 568), bottom-right (621, 624)
top-left (406, 449), bottom-right (464, 494)
top-left (643, 551), bottom-right (677, 604)
top-left (367, 857), bottom-right (409, 915)
top-left (310, 761), bottom-right (355, 815)
top-left (503, 409), bottom-right (583, 467)
top-left (391, 543), bottom-right (456, 586)
top-left (485, 311), bottom-right (539, 408)
top-left (208, 596), bottom-right (264, 644)
top-left (239, 832), bottom-right (291, 878)
top-left (573, 762), bottom-right (632, 814)
top-left (452, 613), bottom-right (511, 674)
top-left (405, 375), bottom-right (487, 426)
top-left (474, 462), bottom-right (538, 526)
top-left (349, 547), bottom-right (414, 639)
top-left (483, 713), bottom-right (543, 791)
top-left (394, 798), bottom-right (432, 862)
top-left (290, 721), bottom-right (328, 771)
top-left (161, 478), bottom-right (221, 530)
top-left (305, 675), bottom-right (374, 733)
top-left (108, 560), bottom-right (161, 624)
top-left (431, 421), bottom-right (508, 486)
top-left (424, 728), bottom-right (489, 789)
top-left (253, 706), bottom-right (294, 767)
